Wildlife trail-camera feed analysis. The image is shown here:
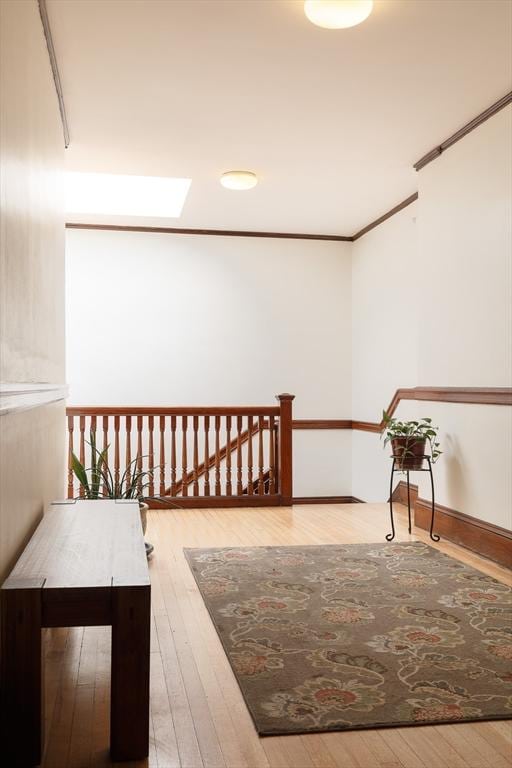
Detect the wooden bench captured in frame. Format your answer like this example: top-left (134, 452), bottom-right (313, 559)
top-left (0, 499), bottom-right (151, 766)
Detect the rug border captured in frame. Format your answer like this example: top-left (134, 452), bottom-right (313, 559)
top-left (183, 542), bottom-right (512, 737)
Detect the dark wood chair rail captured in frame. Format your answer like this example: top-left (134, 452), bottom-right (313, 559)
top-left (66, 388), bottom-right (510, 508)
top-left (294, 387), bottom-right (512, 433)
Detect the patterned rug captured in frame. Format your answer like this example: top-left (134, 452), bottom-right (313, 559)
top-left (184, 542), bottom-right (512, 735)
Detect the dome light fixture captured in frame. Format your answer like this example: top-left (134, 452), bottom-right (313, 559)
top-left (304, 0), bottom-right (373, 30)
top-left (220, 170), bottom-right (258, 190)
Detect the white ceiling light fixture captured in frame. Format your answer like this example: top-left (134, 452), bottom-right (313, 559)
top-left (304, 0), bottom-right (373, 29)
top-left (65, 172), bottom-right (191, 217)
top-left (220, 170), bottom-right (258, 190)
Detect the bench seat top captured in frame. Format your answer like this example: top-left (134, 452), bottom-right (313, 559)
top-left (2, 500), bottom-right (149, 591)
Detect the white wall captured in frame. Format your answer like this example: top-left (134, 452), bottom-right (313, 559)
top-left (351, 202), bottom-right (419, 502)
top-left (0, 0), bottom-right (66, 581)
top-left (414, 106), bottom-right (512, 529)
top-left (65, 110), bottom-right (511, 521)
top-left (66, 231), bottom-right (352, 496)
top-left (352, 106), bottom-right (512, 531)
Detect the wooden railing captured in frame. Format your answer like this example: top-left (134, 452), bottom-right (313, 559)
top-left (66, 394), bottom-right (294, 508)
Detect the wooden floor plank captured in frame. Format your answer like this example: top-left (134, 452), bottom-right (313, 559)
top-left (38, 503), bottom-right (511, 768)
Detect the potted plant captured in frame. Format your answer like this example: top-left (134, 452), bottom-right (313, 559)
top-left (71, 431), bottom-right (156, 556)
top-left (381, 412), bottom-right (442, 470)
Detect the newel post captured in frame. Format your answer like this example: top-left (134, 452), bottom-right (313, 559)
top-left (276, 393), bottom-right (295, 505)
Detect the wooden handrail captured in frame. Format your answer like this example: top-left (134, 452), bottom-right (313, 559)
top-left (66, 405), bottom-right (280, 417)
top-left (66, 387), bottom-right (509, 507)
top-left (293, 387), bottom-right (512, 433)
top-left (66, 396), bottom-right (293, 507)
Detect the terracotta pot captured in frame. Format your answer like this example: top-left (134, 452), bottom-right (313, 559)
top-left (391, 436), bottom-right (427, 470)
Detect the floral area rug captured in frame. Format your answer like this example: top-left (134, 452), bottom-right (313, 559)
top-left (184, 542), bottom-right (512, 735)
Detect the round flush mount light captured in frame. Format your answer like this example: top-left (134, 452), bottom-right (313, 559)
top-left (304, 0), bottom-right (373, 29)
top-left (220, 170), bottom-right (258, 190)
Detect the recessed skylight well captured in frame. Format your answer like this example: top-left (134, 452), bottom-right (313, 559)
top-left (65, 172), bottom-right (192, 218)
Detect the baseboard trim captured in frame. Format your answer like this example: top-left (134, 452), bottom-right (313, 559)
top-left (292, 496), bottom-right (363, 505)
top-left (146, 495), bottom-right (282, 509)
top-left (415, 499), bottom-right (512, 569)
top-left (392, 481), bottom-right (511, 568)
top-left (391, 480), bottom-right (419, 506)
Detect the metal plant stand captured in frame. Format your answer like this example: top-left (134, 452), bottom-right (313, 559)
top-left (386, 455), bottom-right (440, 542)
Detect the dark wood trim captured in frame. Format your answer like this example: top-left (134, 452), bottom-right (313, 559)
top-left (62, 96), bottom-right (512, 242)
top-left (38, 0), bottom-right (70, 148)
top-left (414, 92), bottom-right (512, 171)
top-left (352, 387), bottom-right (512, 433)
top-left (294, 388), bottom-right (512, 434)
top-left (149, 495), bottom-right (363, 507)
top-left (68, 196), bottom-right (418, 245)
top-left (277, 393), bottom-right (294, 505)
top-left (352, 193), bottom-right (418, 241)
top-left (350, 420), bottom-right (382, 433)
top-left (391, 480), bottom-right (419, 506)
top-left (415, 498), bottom-right (512, 569)
top-left (65, 222), bottom-right (352, 242)
top-left (146, 495), bottom-right (282, 509)
top-left (67, 405), bottom-right (279, 417)
top-left (293, 496), bottom-right (363, 504)
top-left (292, 419), bottom-right (352, 430)
top-left (404, 386), bottom-right (512, 406)
top-left (391, 480), bottom-right (511, 569)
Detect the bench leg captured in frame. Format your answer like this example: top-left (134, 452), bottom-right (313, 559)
top-left (1, 588), bottom-right (43, 767)
top-left (110, 584), bottom-right (151, 761)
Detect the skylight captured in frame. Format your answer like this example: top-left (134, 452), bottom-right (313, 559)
top-left (65, 172), bottom-right (191, 218)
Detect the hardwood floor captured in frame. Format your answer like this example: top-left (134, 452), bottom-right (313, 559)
top-left (40, 503), bottom-right (512, 768)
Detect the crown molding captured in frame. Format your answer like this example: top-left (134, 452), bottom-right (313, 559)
top-left (352, 193), bottom-right (418, 241)
top-left (414, 91), bottom-right (512, 171)
top-left (65, 223), bottom-right (352, 242)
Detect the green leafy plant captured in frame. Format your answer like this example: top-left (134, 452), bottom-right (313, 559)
top-left (381, 412), bottom-right (442, 463)
top-left (71, 431), bottom-right (155, 500)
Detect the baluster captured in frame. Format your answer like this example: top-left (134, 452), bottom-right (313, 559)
top-left (182, 415), bottom-right (188, 497)
top-left (277, 393), bottom-right (295, 505)
top-left (159, 415), bottom-right (166, 496)
top-left (274, 419), bottom-right (279, 492)
top-left (90, 415), bottom-right (98, 495)
top-left (148, 414), bottom-right (154, 497)
top-left (236, 415), bottom-right (243, 495)
top-left (204, 415), bottom-right (210, 497)
top-left (136, 415), bottom-right (143, 496)
top-left (67, 414), bottom-right (74, 498)
top-left (269, 414), bottom-right (276, 494)
top-left (192, 415), bottom-right (199, 496)
top-left (258, 415), bottom-right (264, 494)
top-left (125, 415), bottom-right (132, 490)
top-left (102, 415), bottom-right (109, 496)
top-left (214, 415), bottom-right (221, 496)
top-left (225, 415), bottom-right (232, 496)
top-left (90, 414), bottom-right (97, 451)
top-left (247, 415), bottom-right (253, 495)
top-left (170, 415), bottom-right (177, 496)
top-left (79, 415), bottom-right (85, 497)
top-left (114, 415), bottom-right (120, 494)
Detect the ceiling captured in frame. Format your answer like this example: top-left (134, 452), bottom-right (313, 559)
top-left (48, 0), bottom-right (512, 234)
